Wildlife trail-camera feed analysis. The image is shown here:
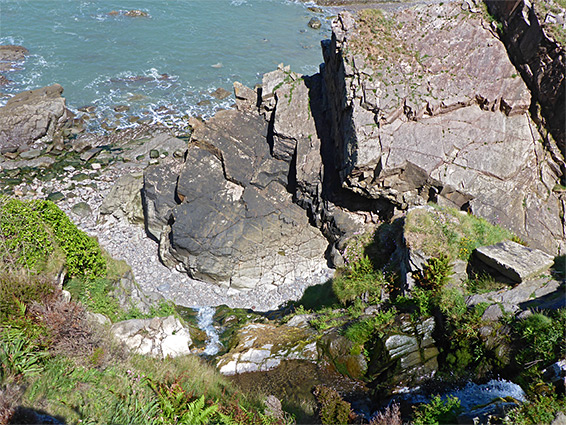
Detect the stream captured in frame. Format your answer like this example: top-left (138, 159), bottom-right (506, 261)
top-left (196, 306), bottom-right (223, 356)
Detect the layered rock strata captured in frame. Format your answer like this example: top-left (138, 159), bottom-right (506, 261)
top-left (322, 4), bottom-right (565, 253)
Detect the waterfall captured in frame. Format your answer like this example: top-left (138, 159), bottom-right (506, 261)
top-left (196, 306), bottom-right (223, 356)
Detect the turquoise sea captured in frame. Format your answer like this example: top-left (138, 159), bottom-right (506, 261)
top-left (0, 0), bottom-right (331, 128)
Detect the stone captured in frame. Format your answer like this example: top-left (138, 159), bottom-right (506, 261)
top-left (109, 270), bottom-right (164, 315)
top-left (308, 17), bottom-right (322, 29)
top-left (86, 311), bottom-right (111, 327)
top-left (17, 148), bottom-right (43, 160)
top-left (233, 81), bottom-right (257, 112)
top-left (210, 87), bottom-right (231, 100)
top-left (552, 412), bottom-right (566, 425)
top-left (161, 109), bottom-right (328, 290)
top-left (71, 201), bottom-right (92, 218)
top-left (216, 322), bottom-right (317, 375)
top-left (120, 133), bottom-right (187, 164)
top-left (474, 241), bottom-right (555, 283)
top-left (0, 84), bottom-right (72, 152)
top-left (111, 315), bottom-right (192, 359)
top-left (142, 159), bottom-right (185, 241)
top-left (0, 45), bottom-right (28, 63)
top-left (47, 191), bottom-right (65, 202)
top-left (100, 173), bottom-right (144, 224)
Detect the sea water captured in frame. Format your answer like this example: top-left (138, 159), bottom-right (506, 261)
top-left (0, 0), bottom-right (331, 128)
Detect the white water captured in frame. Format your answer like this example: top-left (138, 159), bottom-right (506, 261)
top-left (196, 306), bottom-right (223, 356)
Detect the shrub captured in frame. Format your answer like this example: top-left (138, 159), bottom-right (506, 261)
top-left (0, 198), bottom-right (106, 278)
top-left (413, 254), bottom-right (453, 292)
top-left (0, 327), bottom-right (48, 381)
top-left (412, 395), bottom-right (461, 425)
top-left (404, 205), bottom-right (514, 262)
top-left (36, 200), bottom-right (106, 278)
top-left (314, 385), bottom-right (352, 425)
top-left (369, 403), bottom-right (402, 425)
top-left (0, 197), bottom-right (54, 270)
top-left (0, 269), bottom-right (56, 322)
top-left (343, 309), bottom-right (395, 346)
top-left (503, 394), bottom-right (566, 425)
top-left (515, 310), bottom-right (566, 368)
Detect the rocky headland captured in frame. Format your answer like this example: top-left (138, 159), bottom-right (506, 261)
top-left (1, 0), bottom-right (565, 423)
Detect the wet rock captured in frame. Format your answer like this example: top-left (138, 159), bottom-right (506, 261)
top-left (111, 315), bottom-right (192, 359)
top-left (0, 84), bottom-right (73, 153)
top-left (210, 87), bottom-right (231, 100)
top-left (308, 17), bottom-right (322, 29)
top-left (319, 331), bottom-right (367, 379)
top-left (99, 173), bottom-right (144, 224)
top-left (474, 241), bottom-right (555, 283)
top-left (216, 322), bottom-right (317, 375)
top-left (0, 45), bottom-right (28, 63)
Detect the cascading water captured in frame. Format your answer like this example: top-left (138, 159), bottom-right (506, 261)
top-left (196, 306), bottom-right (223, 356)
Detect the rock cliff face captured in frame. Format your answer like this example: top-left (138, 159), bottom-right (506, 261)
top-left (485, 0), bottom-right (565, 156)
top-left (322, 4), bottom-right (565, 254)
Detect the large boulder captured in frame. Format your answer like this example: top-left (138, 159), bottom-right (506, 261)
top-left (0, 84), bottom-right (73, 153)
top-left (151, 109), bottom-right (328, 291)
top-left (322, 5), bottom-right (565, 254)
top-left (110, 315), bottom-right (192, 359)
top-left (474, 240), bottom-right (555, 283)
top-left (216, 322), bottom-right (318, 375)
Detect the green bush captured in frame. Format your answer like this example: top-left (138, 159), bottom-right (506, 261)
top-left (314, 385), bottom-right (352, 425)
top-left (343, 309), bottom-right (395, 346)
top-left (515, 310), bottom-right (566, 368)
top-left (0, 198), bottom-right (106, 278)
top-left (0, 270), bottom-right (55, 322)
top-left (36, 200), bottom-right (106, 278)
top-left (0, 327), bottom-right (48, 381)
top-left (0, 197), bottom-right (54, 270)
top-left (503, 394), bottom-right (566, 425)
top-left (413, 254), bottom-right (453, 292)
top-left (412, 395), bottom-right (462, 425)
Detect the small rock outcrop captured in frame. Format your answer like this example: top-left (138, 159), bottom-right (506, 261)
top-left (0, 84), bottom-right (73, 153)
top-left (111, 315), bottom-right (192, 359)
top-left (216, 322), bottom-right (318, 375)
top-left (474, 240), bottom-right (555, 283)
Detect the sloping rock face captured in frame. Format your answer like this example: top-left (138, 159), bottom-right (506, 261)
top-left (322, 5), bottom-right (565, 254)
top-left (0, 84), bottom-right (73, 153)
top-left (145, 108), bottom-right (328, 291)
top-left (486, 0), bottom-right (565, 154)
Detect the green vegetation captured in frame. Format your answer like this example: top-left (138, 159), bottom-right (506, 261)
top-left (313, 385), bottom-right (352, 425)
top-left (0, 198), bottom-right (106, 277)
top-left (504, 393), bottom-right (566, 425)
top-left (404, 205), bottom-right (515, 261)
top-left (412, 395), bottom-right (462, 425)
top-left (0, 198), bottom-right (292, 424)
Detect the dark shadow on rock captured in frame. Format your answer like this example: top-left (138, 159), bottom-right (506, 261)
top-left (294, 279), bottom-right (339, 311)
top-left (519, 281), bottom-right (566, 312)
top-left (551, 255), bottom-right (565, 282)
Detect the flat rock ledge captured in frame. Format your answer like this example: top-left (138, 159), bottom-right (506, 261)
top-left (111, 315), bottom-right (192, 359)
top-left (474, 240), bottom-right (555, 283)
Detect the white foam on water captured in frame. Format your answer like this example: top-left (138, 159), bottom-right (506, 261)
top-left (196, 306), bottom-right (223, 356)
